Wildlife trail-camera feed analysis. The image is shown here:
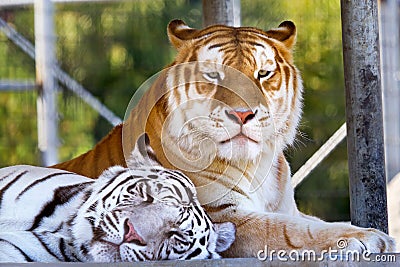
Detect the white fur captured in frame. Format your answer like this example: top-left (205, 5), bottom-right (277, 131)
top-left (0, 159), bottom-right (235, 262)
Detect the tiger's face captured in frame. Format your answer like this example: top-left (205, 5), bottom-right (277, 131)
top-left (72, 165), bottom-right (235, 262)
top-left (162, 20), bottom-right (302, 165)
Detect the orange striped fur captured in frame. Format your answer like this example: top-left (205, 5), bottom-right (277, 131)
top-left (53, 20), bottom-right (395, 256)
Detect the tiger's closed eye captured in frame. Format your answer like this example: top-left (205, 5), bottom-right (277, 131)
top-left (166, 230), bottom-right (179, 239)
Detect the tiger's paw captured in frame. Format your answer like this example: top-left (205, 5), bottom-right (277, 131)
top-left (334, 228), bottom-right (396, 253)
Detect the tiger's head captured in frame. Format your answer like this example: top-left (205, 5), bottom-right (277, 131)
top-left (155, 20), bottom-right (302, 168)
top-left (72, 134), bottom-right (235, 262)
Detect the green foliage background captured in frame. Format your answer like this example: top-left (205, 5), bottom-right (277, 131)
top-left (0, 0), bottom-right (348, 221)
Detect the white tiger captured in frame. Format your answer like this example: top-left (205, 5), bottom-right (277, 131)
top-left (0, 134), bottom-right (235, 262)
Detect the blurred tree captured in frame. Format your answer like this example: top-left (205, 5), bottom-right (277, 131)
top-left (56, 0), bottom-right (202, 140)
top-left (0, 7), bottom-right (38, 166)
top-left (0, 6), bottom-right (98, 166)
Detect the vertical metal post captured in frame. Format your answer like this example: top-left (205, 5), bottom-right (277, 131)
top-left (380, 0), bottom-right (400, 182)
top-left (341, 0), bottom-right (388, 233)
top-left (202, 0), bottom-right (241, 27)
top-left (34, 0), bottom-right (59, 166)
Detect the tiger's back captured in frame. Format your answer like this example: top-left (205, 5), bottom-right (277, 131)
top-left (0, 166), bottom-right (92, 261)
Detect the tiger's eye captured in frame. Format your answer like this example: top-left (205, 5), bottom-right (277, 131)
top-left (206, 72), bottom-right (220, 80)
top-left (258, 69), bottom-right (271, 79)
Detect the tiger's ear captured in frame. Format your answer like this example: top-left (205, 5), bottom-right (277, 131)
top-left (127, 133), bottom-right (160, 168)
top-left (265, 21), bottom-right (296, 50)
top-left (167, 19), bottom-right (199, 49)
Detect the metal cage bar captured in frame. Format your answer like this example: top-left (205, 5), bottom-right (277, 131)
top-left (341, 0), bottom-right (388, 233)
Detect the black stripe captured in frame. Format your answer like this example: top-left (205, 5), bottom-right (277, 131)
top-left (159, 196), bottom-right (181, 204)
top-left (173, 212), bottom-right (200, 258)
top-left (81, 188), bottom-right (94, 203)
top-left (114, 211), bottom-right (121, 225)
top-left (105, 213), bottom-right (118, 232)
top-left (184, 187), bottom-right (194, 203)
top-left (164, 170), bottom-right (192, 188)
top-left (16, 172), bottom-right (73, 200)
top-left (97, 169), bottom-right (127, 194)
top-left (100, 175), bottom-right (132, 205)
top-left (175, 227), bottom-right (197, 254)
top-left (0, 238), bottom-right (34, 261)
top-left (179, 210), bottom-right (190, 223)
top-left (0, 169), bottom-right (18, 183)
top-left (208, 43), bottom-right (223, 50)
top-left (157, 242), bottom-right (165, 260)
top-left (132, 249), bottom-right (144, 261)
top-left (50, 222), bottom-right (63, 234)
top-left (32, 231), bottom-right (64, 261)
top-left (172, 234), bottom-right (189, 247)
top-left (123, 178), bottom-right (155, 190)
top-left (28, 184), bottom-right (85, 231)
top-left (185, 247), bottom-right (202, 260)
top-left (0, 170), bottom-right (28, 206)
top-left (80, 244), bottom-right (89, 257)
top-left (199, 236), bottom-right (206, 246)
top-left (59, 238), bottom-right (68, 261)
top-left (243, 41), bottom-right (266, 49)
top-left (192, 205), bottom-right (204, 226)
top-left (139, 250), bottom-right (151, 260)
top-left (144, 183), bottom-right (154, 203)
top-left (172, 184), bottom-right (183, 200)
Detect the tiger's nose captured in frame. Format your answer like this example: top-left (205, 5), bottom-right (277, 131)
top-left (225, 109), bottom-right (256, 125)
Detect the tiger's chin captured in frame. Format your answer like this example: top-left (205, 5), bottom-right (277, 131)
top-left (217, 137), bottom-right (262, 163)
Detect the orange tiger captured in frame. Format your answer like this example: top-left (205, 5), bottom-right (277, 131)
top-left (53, 20), bottom-right (395, 257)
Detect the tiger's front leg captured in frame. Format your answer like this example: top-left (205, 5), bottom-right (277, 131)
top-left (213, 210), bottom-right (396, 258)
